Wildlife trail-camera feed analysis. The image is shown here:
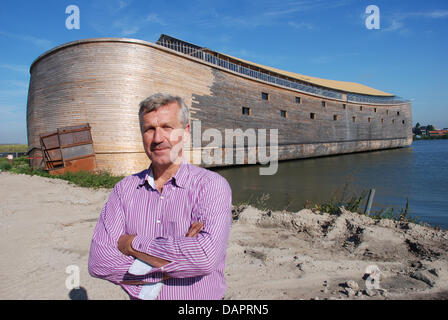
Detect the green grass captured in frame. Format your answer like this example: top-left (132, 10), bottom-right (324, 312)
top-left (303, 178), bottom-right (368, 215)
top-left (413, 135), bottom-right (448, 141)
top-left (369, 198), bottom-right (419, 224)
top-left (0, 144), bottom-right (28, 152)
top-left (304, 187), bottom-right (420, 225)
top-left (305, 191), bottom-right (367, 215)
top-left (0, 156), bottom-right (124, 189)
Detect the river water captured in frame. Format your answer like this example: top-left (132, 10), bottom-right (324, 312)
top-left (213, 139), bottom-right (448, 229)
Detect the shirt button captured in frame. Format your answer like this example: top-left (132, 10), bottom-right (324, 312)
top-left (160, 196), bottom-right (164, 200)
top-left (156, 220), bottom-right (161, 224)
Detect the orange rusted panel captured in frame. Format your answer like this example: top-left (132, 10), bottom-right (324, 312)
top-left (49, 156), bottom-right (96, 175)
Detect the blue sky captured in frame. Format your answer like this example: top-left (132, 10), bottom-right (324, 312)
top-left (1, 0), bottom-right (447, 143)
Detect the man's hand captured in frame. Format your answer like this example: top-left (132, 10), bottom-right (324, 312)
top-left (186, 221), bottom-right (204, 237)
top-left (118, 234), bottom-right (136, 256)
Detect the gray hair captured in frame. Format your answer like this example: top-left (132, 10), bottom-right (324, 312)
top-left (138, 93), bottom-right (189, 131)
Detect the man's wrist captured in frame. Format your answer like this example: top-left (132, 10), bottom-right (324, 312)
top-left (128, 236), bottom-right (137, 256)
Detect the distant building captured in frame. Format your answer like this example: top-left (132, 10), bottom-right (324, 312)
top-left (429, 129), bottom-right (448, 136)
top-left (420, 126), bottom-right (428, 135)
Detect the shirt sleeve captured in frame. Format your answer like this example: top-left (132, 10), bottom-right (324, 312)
top-left (88, 183), bottom-right (151, 286)
top-left (131, 174), bottom-right (232, 279)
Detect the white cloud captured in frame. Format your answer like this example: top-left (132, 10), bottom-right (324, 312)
top-left (112, 17), bottom-right (141, 36)
top-left (399, 10), bottom-right (448, 19)
top-left (383, 20), bottom-right (404, 32)
top-left (109, 12), bottom-right (167, 37)
top-left (288, 21), bottom-right (313, 30)
top-left (118, 0), bottom-right (129, 10)
top-left (109, 0), bottom-right (131, 13)
top-left (378, 8), bottom-right (448, 34)
top-left (310, 52), bottom-right (359, 64)
top-left (146, 13), bottom-right (167, 26)
top-left (120, 26), bottom-right (140, 36)
top-left (0, 31), bottom-right (53, 49)
top-left (423, 10), bottom-right (448, 18)
top-left (0, 64), bottom-right (29, 74)
top-left (210, 0), bottom-right (352, 29)
top-left (265, 0), bottom-right (352, 17)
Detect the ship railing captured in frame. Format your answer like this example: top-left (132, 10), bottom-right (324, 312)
top-left (347, 93), bottom-right (409, 104)
top-left (156, 40), bottom-right (409, 105)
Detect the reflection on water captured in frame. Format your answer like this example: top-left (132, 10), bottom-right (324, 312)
top-left (213, 140), bottom-right (448, 229)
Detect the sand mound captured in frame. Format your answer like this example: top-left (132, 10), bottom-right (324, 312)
top-left (225, 206), bottom-right (448, 299)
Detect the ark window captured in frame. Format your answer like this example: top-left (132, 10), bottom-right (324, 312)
top-left (242, 107), bottom-right (251, 115)
top-left (333, 115), bottom-right (338, 121)
top-left (374, 108), bottom-right (377, 113)
top-left (368, 117), bottom-right (371, 123)
top-left (381, 118), bottom-right (384, 123)
top-left (322, 101), bottom-right (326, 108)
top-left (360, 106), bottom-right (363, 111)
top-left (295, 97), bottom-right (301, 104)
top-left (342, 104), bottom-right (346, 109)
top-left (397, 111), bottom-right (400, 116)
top-left (402, 120), bottom-right (405, 124)
top-left (352, 116), bottom-right (356, 122)
top-left (261, 92), bottom-right (269, 101)
top-left (310, 113), bottom-right (316, 119)
top-left (392, 119), bottom-right (395, 124)
top-left (280, 110), bottom-right (287, 118)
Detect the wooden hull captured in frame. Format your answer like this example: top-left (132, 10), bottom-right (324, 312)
top-left (27, 38), bottom-right (412, 175)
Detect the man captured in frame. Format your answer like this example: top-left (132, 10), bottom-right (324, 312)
top-left (88, 93), bottom-right (232, 300)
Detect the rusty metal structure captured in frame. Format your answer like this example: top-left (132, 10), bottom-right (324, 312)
top-left (39, 124), bottom-right (96, 175)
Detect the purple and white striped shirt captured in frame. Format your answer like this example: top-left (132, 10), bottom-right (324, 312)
top-left (88, 160), bottom-right (232, 300)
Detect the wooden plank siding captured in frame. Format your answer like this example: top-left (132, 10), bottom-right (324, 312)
top-left (27, 38), bottom-right (412, 175)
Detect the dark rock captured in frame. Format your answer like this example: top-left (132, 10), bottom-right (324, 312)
top-left (410, 270), bottom-right (436, 287)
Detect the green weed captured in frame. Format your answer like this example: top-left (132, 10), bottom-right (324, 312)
top-left (1, 156), bottom-right (124, 189)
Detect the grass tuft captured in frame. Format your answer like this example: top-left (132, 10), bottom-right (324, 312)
top-left (1, 156), bottom-right (124, 189)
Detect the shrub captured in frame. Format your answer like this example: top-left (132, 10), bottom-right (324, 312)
top-left (0, 161), bottom-right (12, 171)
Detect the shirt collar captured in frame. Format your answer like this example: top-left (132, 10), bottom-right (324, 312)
top-left (139, 158), bottom-right (189, 190)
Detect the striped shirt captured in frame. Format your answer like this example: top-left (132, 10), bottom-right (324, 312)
top-left (88, 160), bottom-right (232, 299)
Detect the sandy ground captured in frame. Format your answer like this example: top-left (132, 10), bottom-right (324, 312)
top-left (1, 171), bottom-right (447, 300)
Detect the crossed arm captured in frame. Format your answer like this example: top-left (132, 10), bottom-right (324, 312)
top-left (117, 221), bottom-right (204, 285)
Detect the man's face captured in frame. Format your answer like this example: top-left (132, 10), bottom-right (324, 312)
top-left (141, 102), bottom-right (190, 167)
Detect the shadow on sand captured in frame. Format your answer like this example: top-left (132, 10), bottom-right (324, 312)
top-left (69, 287), bottom-right (88, 300)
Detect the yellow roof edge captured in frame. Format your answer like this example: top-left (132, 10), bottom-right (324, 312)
top-left (217, 52), bottom-right (394, 97)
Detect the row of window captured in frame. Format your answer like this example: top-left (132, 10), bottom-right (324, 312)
top-left (242, 106), bottom-right (405, 124)
top-left (261, 92), bottom-right (400, 115)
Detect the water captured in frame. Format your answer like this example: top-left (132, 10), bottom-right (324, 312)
top-left (213, 139), bottom-right (448, 229)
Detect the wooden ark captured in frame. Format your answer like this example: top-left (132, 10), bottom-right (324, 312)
top-left (26, 35), bottom-right (412, 176)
